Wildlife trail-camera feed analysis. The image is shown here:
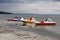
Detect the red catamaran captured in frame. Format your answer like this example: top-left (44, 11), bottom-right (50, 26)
top-left (35, 18), bottom-right (56, 26)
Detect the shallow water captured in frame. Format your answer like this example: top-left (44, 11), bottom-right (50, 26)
top-left (0, 14), bottom-right (60, 40)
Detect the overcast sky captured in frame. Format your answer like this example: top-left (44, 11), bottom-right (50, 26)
top-left (0, 0), bottom-right (60, 14)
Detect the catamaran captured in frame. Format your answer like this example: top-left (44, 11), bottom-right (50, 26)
top-left (7, 17), bottom-right (21, 21)
top-left (19, 17), bottom-right (56, 26)
top-left (35, 18), bottom-right (56, 26)
top-left (7, 17), bottom-right (56, 26)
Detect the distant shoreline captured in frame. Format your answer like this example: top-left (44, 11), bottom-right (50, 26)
top-left (0, 11), bottom-right (12, 14)
top-left (0, 11), bottom-right (60, 15)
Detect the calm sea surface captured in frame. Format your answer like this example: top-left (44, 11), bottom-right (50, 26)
top-left (0, 14), bottom-right (60, 40)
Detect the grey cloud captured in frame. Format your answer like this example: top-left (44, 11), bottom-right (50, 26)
top-left (0, 0), bottom-right (24, 3)
top-left (0, 0), bottom-right (60, 3)
top-left (54, 0), bottom-right (60, 1)
top-left (0, 2), bottom-right (59, 14)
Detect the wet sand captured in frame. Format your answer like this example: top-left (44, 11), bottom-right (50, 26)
top-left (0, 20), bottom-right (59, 40)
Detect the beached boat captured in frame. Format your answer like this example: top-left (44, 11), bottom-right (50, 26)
top-left (7, 17), bottom-right (20, 21)
top-left (35, 18), bottom-right (56, 26)
top-left (7, 17), bottom-right (56, 26)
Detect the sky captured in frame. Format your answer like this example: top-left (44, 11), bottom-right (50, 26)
top-left (0, 0), bottom-right (60, 14)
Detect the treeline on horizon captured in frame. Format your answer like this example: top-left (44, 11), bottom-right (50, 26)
top-left (0, 11), bottom-right (60, 15)
top-left (0, 11), bottom-right (13, 14)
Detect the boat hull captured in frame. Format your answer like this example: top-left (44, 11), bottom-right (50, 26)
top-left (36, 23), bottom-right (56, 26)
top-left (7, 19), bottom-right (20, 21)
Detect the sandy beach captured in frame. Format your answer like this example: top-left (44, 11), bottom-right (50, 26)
top-left (0, 20), bottom-right (59, 40)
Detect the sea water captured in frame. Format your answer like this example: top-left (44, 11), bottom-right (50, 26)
top-left (0, 14), bottom-right (60, 40)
